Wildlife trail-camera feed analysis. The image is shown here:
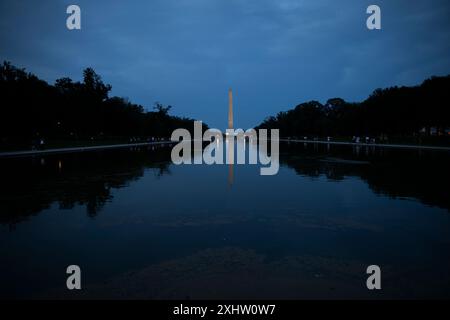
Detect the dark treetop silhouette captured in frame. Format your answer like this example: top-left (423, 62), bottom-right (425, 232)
top-left (0, 61), bottom-right (208, 150)
top-left (256, 74), bottom-right (450, 144)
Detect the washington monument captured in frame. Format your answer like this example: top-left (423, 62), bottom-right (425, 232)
top-left (228, 88), bottom-right (233, 129)
top-left (227, 88), bottom-right (234, 186)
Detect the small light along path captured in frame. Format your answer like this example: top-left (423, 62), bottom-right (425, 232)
top-left (0, 141), bottom-right (176, 158)
top-left (279, 139), bottom-right (450, 151)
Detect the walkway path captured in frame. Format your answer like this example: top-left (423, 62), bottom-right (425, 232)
top-left (0, 141), bottom-right (176, 158)
top-left (1, 139), bottom-right (449, 158)
top-left (280, 139), bottom-right (450, 151)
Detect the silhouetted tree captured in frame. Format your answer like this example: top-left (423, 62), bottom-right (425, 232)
top-left (257, 75), bottom-right (450, 141)
top-left (0, 61), bottom-right (207, 150)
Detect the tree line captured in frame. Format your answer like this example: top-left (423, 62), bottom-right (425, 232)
top-left (256, 75), bottom-right (450, 140)
top-left (0, 61), bottom-right (207, 149)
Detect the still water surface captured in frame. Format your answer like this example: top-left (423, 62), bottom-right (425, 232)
top-left (1, 143), bottom-right (449, 299)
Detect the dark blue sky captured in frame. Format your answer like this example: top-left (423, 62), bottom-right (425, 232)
top-left (1, 0), bottom-right (450, 129)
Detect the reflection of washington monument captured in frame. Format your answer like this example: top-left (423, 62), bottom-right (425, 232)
top-left (228, 88), bottom-right (234, 186)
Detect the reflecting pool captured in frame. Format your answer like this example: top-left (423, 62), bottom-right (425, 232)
top-left (1, 142), bottom-right (449, 299)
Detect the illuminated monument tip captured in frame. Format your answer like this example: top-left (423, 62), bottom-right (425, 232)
top-left (228, 88), bottom-right (233, 130)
